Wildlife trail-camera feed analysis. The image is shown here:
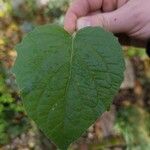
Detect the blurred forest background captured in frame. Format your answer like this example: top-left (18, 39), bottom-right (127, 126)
top-left (0, 0), bottom-right (150, 150)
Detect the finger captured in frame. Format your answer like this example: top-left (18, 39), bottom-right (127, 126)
top-left (102, 0), bottom-right (129, 12)
top-left (102, 0), bottom-right (117, 12)
top-left (64, 0), bottom-right (103, 33)
top-left (77, 2), bottom-right (136, 34)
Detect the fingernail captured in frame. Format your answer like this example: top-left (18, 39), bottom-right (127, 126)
top-left (77, 18), bottom-right (91, 30)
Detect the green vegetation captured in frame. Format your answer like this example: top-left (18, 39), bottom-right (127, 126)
top-left (115, 105), bottom-right (150, 150)
top-left (0, 65), bottom-right (29, 145)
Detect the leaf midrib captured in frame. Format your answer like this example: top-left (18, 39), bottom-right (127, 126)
top-left (62, 36), bottom-right (74, 131)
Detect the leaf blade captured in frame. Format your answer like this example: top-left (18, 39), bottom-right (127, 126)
top-left (12, 25), bottom-right (125, 150)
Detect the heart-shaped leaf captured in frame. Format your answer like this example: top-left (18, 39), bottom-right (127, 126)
top-left (12, 24), bottom-right (125, 149)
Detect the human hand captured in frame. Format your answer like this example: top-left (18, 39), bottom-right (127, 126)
top-left (64, 0), bottom-right (150, 41)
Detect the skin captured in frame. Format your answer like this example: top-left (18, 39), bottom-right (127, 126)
top-left (64, 0), bottom-right (150, 41)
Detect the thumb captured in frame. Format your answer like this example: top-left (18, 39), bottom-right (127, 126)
top-left (77, 3), bottom-right (135, 34)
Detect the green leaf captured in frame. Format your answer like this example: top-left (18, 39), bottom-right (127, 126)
top-left (12, 24), bottom-right (125, 149)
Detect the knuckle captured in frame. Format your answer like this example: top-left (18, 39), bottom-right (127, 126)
top-left (97, 15), bottom-right (110, 30)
